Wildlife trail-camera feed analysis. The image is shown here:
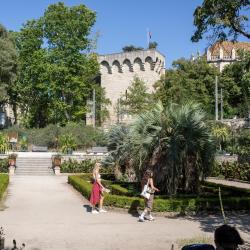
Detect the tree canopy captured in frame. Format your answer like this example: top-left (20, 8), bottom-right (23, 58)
top-left (192, 0), bottom-right (250, 42)
top-left (16, 2), bottom-right (101, 127)
top-left (0, 25), bottom-right (18, 112)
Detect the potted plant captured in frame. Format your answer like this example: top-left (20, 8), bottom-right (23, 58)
top-left (52, 154), bottom-right (62, 167)
top-left (0, 227), bottom-right (5, 250)
top-left (58, 134), bottom-right (77, 155)
top-left (52, 154), bottom-right (62, 175)
top-left (8, 153), bottom-right (17, 167)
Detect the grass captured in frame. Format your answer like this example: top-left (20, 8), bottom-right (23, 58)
top-left (176, 234), bottom-right (213, 249)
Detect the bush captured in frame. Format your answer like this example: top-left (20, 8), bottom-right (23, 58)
top-left (61, 159), bottom-right (95, 173)
top-left (212, 161), bottom-right (250, 181)
top-left (0, 174), bottom-right (9, 200)
top-left (68, 175), bottom-right (250, 212)
top-left (3, 123), bottom-right (107, 150)
top-left (0, 159), bottom-right (8, 173)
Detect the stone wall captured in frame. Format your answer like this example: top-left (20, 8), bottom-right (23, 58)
top-left (98, 49), bottom-right (165, 125)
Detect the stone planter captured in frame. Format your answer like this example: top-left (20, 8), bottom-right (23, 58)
top-left (54, 166), bottom-right (61, 175)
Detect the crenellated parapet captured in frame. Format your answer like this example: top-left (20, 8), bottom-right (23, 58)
top-left (98, 49), bottom-right (165, 75)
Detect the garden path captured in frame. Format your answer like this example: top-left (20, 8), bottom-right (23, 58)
top-left (0, 175), bottom-right (249, 250)
top-left (206, 177), bottom-right (250, 190)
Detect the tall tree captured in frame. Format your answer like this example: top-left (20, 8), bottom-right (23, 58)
top-left (192, 0), bottom-right (250, 42)
top-left (120, 77), bottom-right (153, 115)
top-left (16, 2), bottom-right (99, 127)
top-left (0, 24), bottom-right (18, 121)
top-left (154, 56), bottom-right (219, 117)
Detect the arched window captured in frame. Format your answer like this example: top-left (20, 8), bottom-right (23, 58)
top-left (133, 57), bottom-right (144, 72)
top-left (100, 61), bottom-right (111, 74)
top-left (112, 60), bottom-right (122, 73)
top-left (123, 59), bottom-right (132, 73)
top-left (145, 56), bottom-right (154, 71)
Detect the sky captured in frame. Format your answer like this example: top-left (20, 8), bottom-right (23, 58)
top-left (0, 0), bottom-right (248, 68)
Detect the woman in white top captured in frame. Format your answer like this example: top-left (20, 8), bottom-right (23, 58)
top-left (89, 162), bottom-right (107, 214)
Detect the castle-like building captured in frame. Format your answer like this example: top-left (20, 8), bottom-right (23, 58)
top-left (207, 41), bottom-right (250, 72)
top-left (97, 49), bottom-right (165, 125)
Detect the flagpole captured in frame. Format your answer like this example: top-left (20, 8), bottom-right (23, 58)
top-left (147, 28), bottom-right (149, 48)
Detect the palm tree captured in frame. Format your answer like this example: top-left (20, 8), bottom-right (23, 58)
top-left (106, 102), bottom-right (216, 195)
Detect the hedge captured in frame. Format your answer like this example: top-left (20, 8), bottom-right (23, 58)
top-left (0, 159), bottom-right (8, 173)
top-left (68, 175), bottom-right (250, 212)
top-left (0, 174), bottom-right (9, 200)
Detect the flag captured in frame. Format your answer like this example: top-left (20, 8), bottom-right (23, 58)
top-left (148, 31), bottom-right (152, 39)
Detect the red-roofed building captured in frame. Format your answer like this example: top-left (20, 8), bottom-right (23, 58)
top-left (207, 41), bottom-right (250, 72)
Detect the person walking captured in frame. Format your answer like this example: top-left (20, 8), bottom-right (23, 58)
top-left (89, 162), bottom-right (107, 214)
top-left (139, 169), bottom-right (159, 222)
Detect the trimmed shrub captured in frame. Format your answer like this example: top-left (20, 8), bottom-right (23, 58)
top-left (68, 175), bottom-right (250, 212)
top-left (0, 174), bottom-right (9, 200)
top-left (212, 161), bottom-right (250, 182)
top-left (0, 159), bottom-right (8, 173)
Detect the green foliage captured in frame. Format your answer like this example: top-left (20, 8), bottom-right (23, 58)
top-left (61, 159), bottom-right (95, 173)
top-left (212, 161), bottom-right (250, 181)
top-left (3, 123), bottom-right (106, 149)
top-left (0, 174), bottom-right (9, 200)
top-left (68, 175), bottom-right (250, 212)
top-left (16, 2), bottom-right (101, 127)
top-left (154, 57), bottom-right (219, 118)
top-left (0, 159), bottom-right (8, 173)
top-left (221, 51), bottom-right (250, 118)
top-left (120, 77), bottom-right (153, 115)
top-left (148, 41), bottom-right (158, 49)
top-left (0, 24), bottom-right (18, 121)
top-left (192, 0), bottom-right (250, 42)
top-left (58, 134), bottom-right (77, 154)
top-left (122, 45), bottom-right (144, 52)
top-left (212, 123), bottom-right (230, 151)
top-left (0, 132), bottom-right (9, 154)
top-left (106, 102), bottom-right (216, 195)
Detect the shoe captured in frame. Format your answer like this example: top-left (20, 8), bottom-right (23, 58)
top-left (92, 209), bottom-right (99, 214)
top-left (148, 215), bottom-right (154, 221)
top-left (99, 209), bottom-right (107, 213)
top-left (138, 216), bottom-right (145, 222)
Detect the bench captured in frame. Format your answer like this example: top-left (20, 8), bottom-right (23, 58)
top-left (32, 145), bottom-right (48, 152)
top-left (86, 146), bottom-right (108, 155)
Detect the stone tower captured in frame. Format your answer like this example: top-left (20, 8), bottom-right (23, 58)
top-left (98, 49), bottom-right (165, 125)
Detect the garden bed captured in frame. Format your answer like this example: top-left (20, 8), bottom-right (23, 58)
top-left (68, 174), bottom-right (250, 213)
top-left (0, 174), bottom-right (9, 200)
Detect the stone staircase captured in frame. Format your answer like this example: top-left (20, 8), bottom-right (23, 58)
top-left (15, 157), bottom-right (54, 176)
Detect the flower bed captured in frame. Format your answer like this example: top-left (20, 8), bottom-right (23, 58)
top-left (0, 159), bottom-right (8, 173)
top-left (0, 174), bottom-right (9, 200)
top-left (68, 174), bottom-right (250, 212)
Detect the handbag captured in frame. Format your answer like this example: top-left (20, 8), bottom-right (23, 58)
top-left (140, 180), bottom-right (151, 199)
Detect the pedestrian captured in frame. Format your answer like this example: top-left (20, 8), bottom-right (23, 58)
top-left (89, 162), bottom-right (107, 214)
top-left (214, 224), bottom-right (244, 250)
top-left (139, 169), bottom-right (160, 222)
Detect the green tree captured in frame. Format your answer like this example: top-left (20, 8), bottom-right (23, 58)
top-left (0, 24), bottom-right (18, 122)
top-left (154, 56), bottom-right (219, 117)
top-left (192, 0), bottom-right (250, 42)
top-left (221, 51), bottom-right (250, 117)
top-left (106, 102), bottom-right (215, 194)
top-left (16, 2), bottom-right (99, 127)
top-left (120, 77), bottom-right (153, 115)
top-left (212, 124), bottom-right (230, 151)
top-left (148, 41), bottom-right (158, 49)
top-left (122, 45), bottom-right (144, 52)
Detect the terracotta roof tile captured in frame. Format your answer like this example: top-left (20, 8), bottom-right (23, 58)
top-left (209, 41), bottom-right (250, 57)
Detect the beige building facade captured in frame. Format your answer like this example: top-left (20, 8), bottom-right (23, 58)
top-left (207, 41), bottom-right (250, 72)
top-left (97, 49), bottom-right (165, 125)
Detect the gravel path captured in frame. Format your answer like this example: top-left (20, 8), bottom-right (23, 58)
top-left (206, 177), bottom-right (250, 190)
top-left (0, 176), bottom-right (249, 250)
